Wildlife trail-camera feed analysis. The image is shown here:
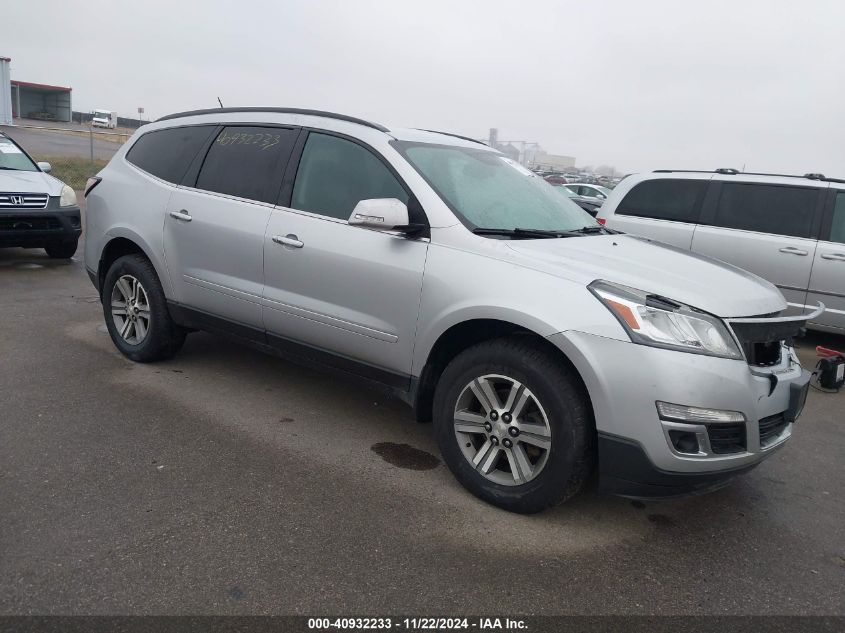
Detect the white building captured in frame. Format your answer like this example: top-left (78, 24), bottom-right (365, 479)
top-left (530, 151), bottom-right (576, 171)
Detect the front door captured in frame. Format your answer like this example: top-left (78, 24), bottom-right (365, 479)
top-left (163, 125), bottom-right (299, 328)
top-left (262, 131), bottom-right (428, 384)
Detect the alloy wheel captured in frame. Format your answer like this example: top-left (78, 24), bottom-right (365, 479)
top-left (453, 374), bottom-right (552, 486)
top-left (110, 274), bottom-right (151, 345)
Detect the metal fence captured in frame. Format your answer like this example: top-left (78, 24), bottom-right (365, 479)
top-left (2, 123), bottom-right (132, 190)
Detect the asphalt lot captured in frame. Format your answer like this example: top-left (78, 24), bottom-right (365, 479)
top-left (1, 216), bottom-right (844, 615)
top-left (0, 125), bottom-right (124, 161)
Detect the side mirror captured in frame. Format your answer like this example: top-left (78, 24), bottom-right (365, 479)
top-left (37, 162), bottom-right (52, 173)
top-left (349, 198), bottom-right (411, 231)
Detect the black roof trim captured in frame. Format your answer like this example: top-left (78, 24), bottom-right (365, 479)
top-left (653, 168), bottom-right (845, 184)
top-left (417, 129), bottom-right (488, 146)
top-left (156, 107), bottom-right (390, 133)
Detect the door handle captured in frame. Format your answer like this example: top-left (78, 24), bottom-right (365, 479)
top-left (272, 234), bottom-right (304, 248)
top-left (169, 209), bottom-right (192, 222)
top-left (778, 246), bottom-right (807, 256)
top-left (820, 252), bottom-right (845, 261)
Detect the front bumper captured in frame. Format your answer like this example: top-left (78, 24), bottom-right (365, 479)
top-left (549, 330), bottom-right (811, 497)
top-left (0, 206), bottom-right (81, 247)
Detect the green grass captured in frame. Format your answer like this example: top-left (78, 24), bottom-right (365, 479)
top-left (35, 155), bottom-right (108, 190)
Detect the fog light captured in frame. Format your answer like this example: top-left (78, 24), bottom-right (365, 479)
top-left (668, 430), bottom-right (700, 454)
top-left (656, 401), bottom-right (745, 424)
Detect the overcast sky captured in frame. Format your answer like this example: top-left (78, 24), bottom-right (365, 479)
top-left (5, 0), bottom-right (844, 175)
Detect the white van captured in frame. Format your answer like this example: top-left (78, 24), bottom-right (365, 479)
top-left (598, 169), bottom-right (845, 333)
top-left (91, 110), bottom-right (118, 129)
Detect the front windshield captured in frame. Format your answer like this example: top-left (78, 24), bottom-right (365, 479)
top-left (397, 143), bottom-right (595, 232)
top-left (0, 136), bottom-right (38, 172)
top-left (93, 111), bottom-right (110, 119)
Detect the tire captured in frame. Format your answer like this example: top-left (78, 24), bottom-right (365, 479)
top-left (433, 336), bottom-right (594, 513)
top-left (44, 239), bottom-right (78, 259)
top-left (101, 254), bottom-right (187, 362)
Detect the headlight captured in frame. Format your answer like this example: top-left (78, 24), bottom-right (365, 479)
top-left (60, 184), bottom-right (77, 207)
top-left (589, 280), bottom-right (743, 359)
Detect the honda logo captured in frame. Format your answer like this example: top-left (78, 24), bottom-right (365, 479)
top-left (10, 195), bottom-right (24, 206)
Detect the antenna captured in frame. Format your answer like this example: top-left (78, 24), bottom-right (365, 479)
top-left (217, 97), bottom-right (224, 108)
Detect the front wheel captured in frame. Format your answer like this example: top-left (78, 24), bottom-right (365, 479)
top-left (433, 337), bottom-right (594, 513)
top-left (101, 254), bottom-right (187, 362)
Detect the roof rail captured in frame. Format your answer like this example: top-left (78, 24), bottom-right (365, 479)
top-left (417, 129), bottom-right (488, 146)
top-left (156, 107), bottom-right (390, 133)
top-left (652, 168), bottom-right (845, 183)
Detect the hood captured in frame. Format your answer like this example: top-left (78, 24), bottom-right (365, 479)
top-left (0, 170), bottom-right (64, 196)
top-left (505, 234), bottom-right (786, 318)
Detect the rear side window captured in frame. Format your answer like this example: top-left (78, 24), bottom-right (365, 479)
top-left (828, 192), bottom-right (845, 244)
top-left (712, 183), bottom-right (818, 238)
top-left (126, 126), bottom-right (215, 183)
top-left (291, 132), bottom-right (407, 220)
top-left (195, 126), bottom-right (298, 204)
top-left (616, 179), bottom-right (706, 223)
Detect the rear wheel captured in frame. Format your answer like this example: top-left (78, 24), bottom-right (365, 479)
top-left (102, 254), bottom-right (186, 362)
top-left (44, 239), bottom-right (78, 259)
top-left (433, 337), bottom-right (594, 513)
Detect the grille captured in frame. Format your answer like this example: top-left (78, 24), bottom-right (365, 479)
top-left (707, 423), bottom-right (746, 454)
top-left (0, 193), bottom-right (49, 209)
top-left (729, 317), bottom-right (799, 367)
top-left (0, 215), bottom-right (62, 231)
top-left (759, 413), bottom-right (788, 446)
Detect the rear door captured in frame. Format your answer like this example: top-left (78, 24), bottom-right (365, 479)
top-left (605, 177), bottom-right (709, 249)
top-left (691, 180), bottom-right (825, 314)
top-left (163, 125), bottom-right (299, 328)
top-left (807, 189), bottom-right (845, 330)
top-left (262, 131), bottom-right (429, 384)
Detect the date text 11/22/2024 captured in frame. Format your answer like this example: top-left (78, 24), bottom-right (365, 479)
top-left (307, 617), bottom-right (528, 630)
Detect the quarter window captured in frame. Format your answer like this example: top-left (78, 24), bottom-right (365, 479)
top-left (713, 183), bottom-right (818, 239)
top-left (829, 192), bottom-right (845, 244)
top-left (126, 126), bottom-right (215, 184)
top-left (616, 179), bottom-right (706, 223)
top-left (291, 133), bottom-right (407, 221)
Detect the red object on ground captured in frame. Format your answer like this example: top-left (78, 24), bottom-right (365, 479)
top-left (816, 346), bottom-right (844, 358)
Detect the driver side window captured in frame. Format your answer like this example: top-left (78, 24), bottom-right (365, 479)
top-left (290, 133), bottom-right (408, 221)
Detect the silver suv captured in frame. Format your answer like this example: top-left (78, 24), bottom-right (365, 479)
top-left (84, 108), bottom-right (817, 513)
top-left (597, 169), bottom-right (845, 332)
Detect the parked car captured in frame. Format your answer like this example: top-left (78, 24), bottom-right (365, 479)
top-left (598, 169), bottom-right (844, 332)
top-left (543, 173), bottom-right (570, 185)
top-left (553, 184), bottom-right (602, 216)
top-left (566, 183), bottom-right (613, 200)
top-left (0, 131), bottom-right (81, 258)
top-left (84, 108), bottom-right (815, 513)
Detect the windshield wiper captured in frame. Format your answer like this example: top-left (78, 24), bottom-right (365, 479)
top-left (472, 227), bottom-right (582, 239)
top-left (573, 225), bottom-right (620, 235)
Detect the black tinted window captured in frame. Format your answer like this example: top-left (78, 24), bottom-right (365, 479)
top-left (291, 133), bottom-right (407, 220)
top-left (126, 126), bottom-right (215, 183)
top-left (829, 192), bottom-right (845, 244)
top-left (713, 183), bottom-right (818, 238)
top-left (196, 126), bottom-right (298, 204)
top-left (617, 179), bottom-right (706, 222)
